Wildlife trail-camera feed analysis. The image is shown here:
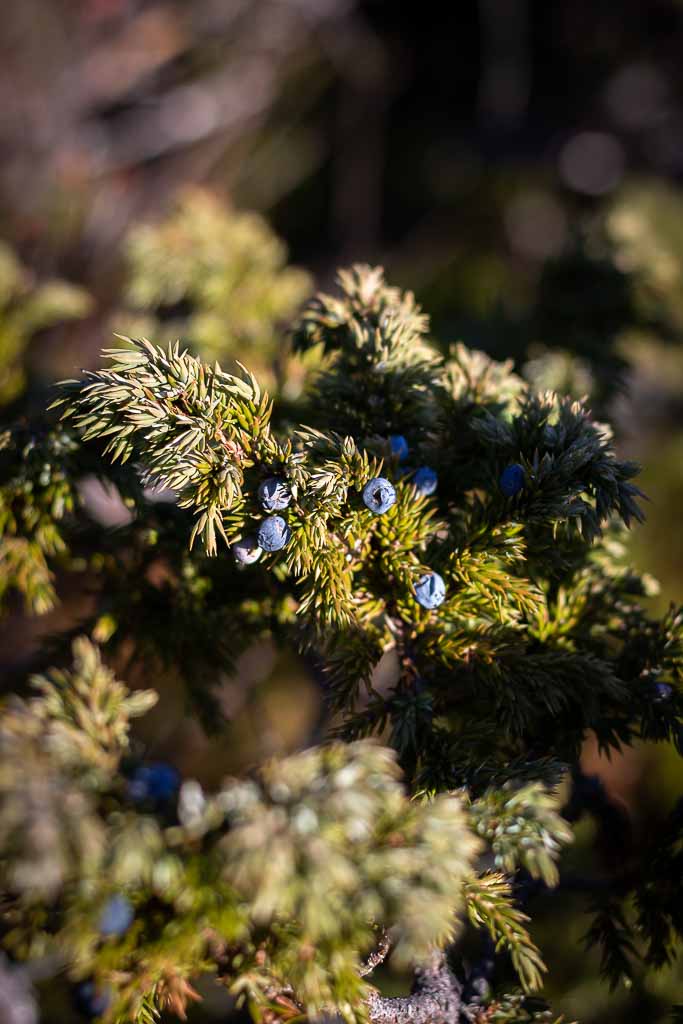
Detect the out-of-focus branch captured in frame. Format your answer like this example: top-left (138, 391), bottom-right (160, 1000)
top-left (359, 929), bottom-right (392, 977)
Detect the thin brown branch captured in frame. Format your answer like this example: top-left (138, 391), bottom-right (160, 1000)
top-left (359, 929), bottom-right (392, 977)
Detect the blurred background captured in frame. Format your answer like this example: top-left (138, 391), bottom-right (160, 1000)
top-left (1, 0), bottom-right (683, 1020)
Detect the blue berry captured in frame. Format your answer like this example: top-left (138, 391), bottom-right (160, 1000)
top-left (499, 463), bottom-right (525, 497)
top-left (74, 980), bottom-right (111, 1019)
top-left (98, 894), bottom-right (134, 937)
top-left (362, 477), bottom-right (396, 514)
top-left (232, 536), bottom-right (262, 565)
top-left (413, 466), bottom-right (438, 496)
top-left (258, 477), bottom-right (291, 512)
top-left (653, 682), bottom-right (673, 702)
top-left (389, 434), bottom-right (409, 462)
top-left (128, 761), bottom-right (180, 803)
top-left (257, 515), bottom-right (292, 552)
top-left (415, 572), bottom-right (446, 610)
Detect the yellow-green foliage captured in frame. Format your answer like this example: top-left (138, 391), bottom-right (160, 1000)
top-left (3, 640), bottom-right (552, 1022)
top-left (0, 241), bottom-right (91, 406)
top-left (116, 189), bottom-right (313, 395)
top-left (0, 639), bottom-right (154, 900)
top-left (0, 425), bottom-right (82, 614)
top-left (608, 180), bottom-right (683, 330)
top-left (1, 264), bottom-right (681, 1024)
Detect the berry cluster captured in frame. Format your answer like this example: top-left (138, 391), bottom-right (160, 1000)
top-left (363, 437), bottom-right (444, 609)
top-left (234, 477), bottom-right (293, 564)
top-left (232, 436), bottom-right (447, 611)
top-left (361, 475), bottom-right (444, 607)
top-left (231, 449), bottom-right (528, 613)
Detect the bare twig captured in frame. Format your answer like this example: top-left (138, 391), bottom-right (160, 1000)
top-left (359, 929), bottom-right (392, 977)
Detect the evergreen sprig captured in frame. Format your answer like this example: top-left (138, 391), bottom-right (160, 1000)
top-left (0, 263), bottom-right (681, 1023)
top-left (1, 642), bottom-right (543, 1023)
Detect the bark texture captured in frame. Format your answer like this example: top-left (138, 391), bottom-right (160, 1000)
top-left (365, 951), bottom-right (463, 1024)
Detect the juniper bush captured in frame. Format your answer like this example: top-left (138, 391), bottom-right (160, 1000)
top-left (0, 263), bottom-right (681, 1024)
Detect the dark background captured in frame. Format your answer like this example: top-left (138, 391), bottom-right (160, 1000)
top-left (1, 1), bottom-right (682, 1020)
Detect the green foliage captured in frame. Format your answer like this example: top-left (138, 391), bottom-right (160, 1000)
top-left (583, 795), bottom-right (683, 989)
top-left (0, 420), bottom-right (142, 615)
top-left (30, 635), bottom-right (157, 780)
top-left (0, 241), bottom-right (91, 407)
top-left (464, 874), bottom-right (546, 993)
top-left (0, 424), bottom-right (82, 613)
top-left (116, 188), bottom-right (312, 396)
top-left (481, 992), bottom-right (575, 1023)
top-left (0, 638), bottom-right (150, 901)
top-left (214, 742), bottom-right (480, 1011)
top-left (469, 784), bottom-right (573, 887)
top-left (523, 182), bottom-right (683, 411)
top-left (608, 180), bottom-right (683, 333)
top-left (0, 644), bottom-right (494, 1023)
top-left (54, 339), bottom-right (277, 556)
top-left (0, 261), bottom-right (681, 1023)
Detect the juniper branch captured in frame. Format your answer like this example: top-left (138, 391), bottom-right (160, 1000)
top-left (365, 951), bottom-right (463, 1024)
